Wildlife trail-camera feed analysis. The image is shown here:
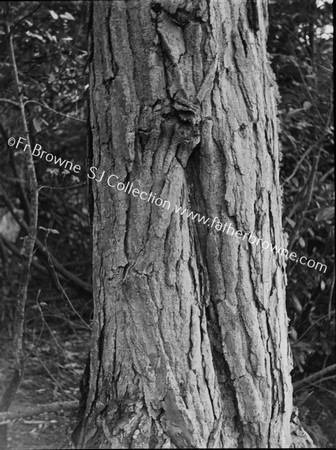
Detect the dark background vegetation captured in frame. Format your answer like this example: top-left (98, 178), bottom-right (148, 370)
top-left (0, 0), bottom-right (334, 448)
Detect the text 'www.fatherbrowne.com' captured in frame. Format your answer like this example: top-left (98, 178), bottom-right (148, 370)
top-left (8, 136), bottom-right (327, 274)
top-left (86, 166), bottom-right (327, 274)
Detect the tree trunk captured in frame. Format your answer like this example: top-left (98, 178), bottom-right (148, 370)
top-left (74, 0), bottom-right (293, 447)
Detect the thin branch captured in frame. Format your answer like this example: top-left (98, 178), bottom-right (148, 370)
top-left (320, 166), bottom-right (334, 183)
top-left (40, 181), bottom-right (87, 191)
top-left (45, 245), bottom-right (91, 330)
top-left (24, 100), bottom-right (86, 123)
top-left (1, 21), bottom-right (39, 392)
top-left (0, 189), bottom-right (92, 294)
top-left (0, 98), bottom-right (19, 108)
top-left (283, 132), bottom-right (326, 186)
top-left (328, 266), bottom-right (335, 320)
top-left (9, 2), bottom-right (43, 35)
top-left (293, 364), bottom-right (336, 390)
top-left (0, 228), bottom-right (74, 292)
top-left (32, 350), bottom-right (73, 399)
top-left (0, 235), bottom-right (46, 274)
top-left (0, 122), bottom-right (31, 222)
top-left (295, 310), bottom-right (335, 343)
top-left (0, 98), bottom-right (85, 123)
top-left (287, 148), bottom-right (321, 253)
top-left (304, 381), bottom-right (336, 397)
top-left (0, 20), bottom-right (39, 449)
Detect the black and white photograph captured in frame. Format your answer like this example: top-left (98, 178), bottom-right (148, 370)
top-left (0, 0), bottom-right (334, 448)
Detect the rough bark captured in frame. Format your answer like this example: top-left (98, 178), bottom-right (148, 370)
top-left (74, 0), bottom-right (293, 448)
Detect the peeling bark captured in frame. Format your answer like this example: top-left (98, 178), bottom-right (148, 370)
top-left (74, 0), bottom-right (293, 448)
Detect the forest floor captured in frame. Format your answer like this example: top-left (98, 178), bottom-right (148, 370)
top-left (295, 383), bottom-right (336, 448)
top-left (0, 327), bottom-right (90, 450)
top-left (0, 327), bottom-right (335, 449)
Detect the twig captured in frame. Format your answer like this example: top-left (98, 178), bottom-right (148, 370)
top-left (0, 189), bottom-right (92, 294)
top-left (287, 148), bottom-right (321, 253)
top-left (283, 132), bottom-right (326, 186)
top-left (304, 381), bottom-right (336, 397)
top-left (39, 182), bottom-right (87, 191)
top-left (0, 235), bottom-right (47, 274)
top-left (296, 310), bottom-right (335, 343)
top-left (0, 97), bottom-right (85, 123)
top-left (34, 291), bottom-right (66, 354)
top-left (308, 375), bottom-right (336, 385)
top-left (293, 364), bottom-right (336, 390)
top-left (32, 350), bottom-right (73, 399)
top-left (24, 100), bottom-right (86, 123)
top-left (328, 266), bottom-right (335, 320)
top-left (0, 119), bottom-right (31, 220)
top-left (0, 98), bottom-right (19, 108)
top-left (0, 401), bottom-right (78, 424)
top-left (319, 166), bottom-right (334, 183)
top-left (0, 19), bottom-right (39, 450)
top-left (44, 243), bottom-right (91, 330)
top-left (9, 2), bottom-right (43, 35)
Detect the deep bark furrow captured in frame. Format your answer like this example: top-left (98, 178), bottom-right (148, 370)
top-left (74, 1), bottom-right (293, 448)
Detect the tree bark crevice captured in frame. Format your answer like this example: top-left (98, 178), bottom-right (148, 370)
top-left (74, 1), bottom-right (293, 448)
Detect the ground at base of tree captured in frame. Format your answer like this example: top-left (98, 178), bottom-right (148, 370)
top-left (0, 328), bottom-right (335, 449)
top-left (296, 385), bottom-right (336, 448)
top-left (0, 328), bottom-right (89, 450)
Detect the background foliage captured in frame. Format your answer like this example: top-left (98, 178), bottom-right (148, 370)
top-left (0, 0), bottom-right (334, 447)
top-left (0, 1), bottom-right (92, 335)
top-left (268, 0), bottom-right (334, 381)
